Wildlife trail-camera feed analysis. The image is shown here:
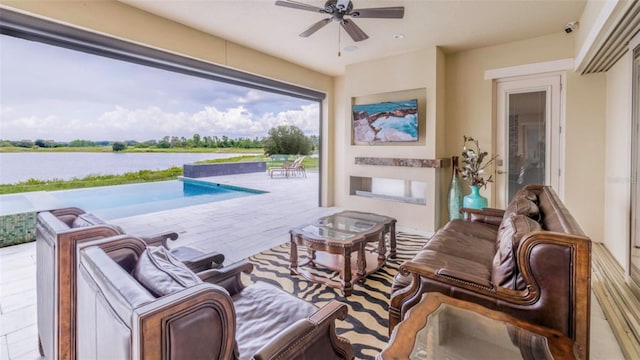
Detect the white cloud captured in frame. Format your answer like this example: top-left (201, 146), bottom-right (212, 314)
top-left (236, 89), bottom-right (265, 104)
top-left (0, 103), bottom-right (319, 141)
top-left (1, 34), bottom-right (321, 143)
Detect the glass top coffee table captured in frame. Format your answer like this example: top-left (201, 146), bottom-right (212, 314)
top-left (319, 210), bottom-right (397, 259)
top-left (289, 218), bottom-right (386, 296)
top-left (378, 293), bottom-right (576, 359)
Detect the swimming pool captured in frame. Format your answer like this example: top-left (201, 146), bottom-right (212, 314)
top-left (49, 178), bottom-right (265, 220)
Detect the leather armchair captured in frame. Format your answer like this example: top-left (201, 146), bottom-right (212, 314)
top-left (76, 235), bottom-right (354, 360)
top-left (35, 207), bottom-right (222, 359)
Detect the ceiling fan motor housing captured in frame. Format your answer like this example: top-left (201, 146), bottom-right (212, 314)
top-left (324, 0), bottom-right (353, 15)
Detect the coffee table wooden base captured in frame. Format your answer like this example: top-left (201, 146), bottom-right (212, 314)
top-left (289, 216), bottom-right (387, 298)
top-left (290, 248), bottom-right (384, 296)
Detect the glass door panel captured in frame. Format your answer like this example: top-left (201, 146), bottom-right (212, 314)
top-left (495, 75), bottom-right (560, 209)
top-left (507, 91), bottom-right (547, 202)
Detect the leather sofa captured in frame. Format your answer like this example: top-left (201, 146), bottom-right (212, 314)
top-left (35, 207), bottom-right (221, 359)
top-left (389, 185), bottom-right (591, 360)
top-left (75, 235), bottom-right (354, 359)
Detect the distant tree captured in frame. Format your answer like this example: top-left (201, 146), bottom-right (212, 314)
top-left (35, 139), bottom-right (57, 148)
top-left (69, 139), bottom-right (96, 147)
top-left (158, 136), bottom-right (171, 148)
top-left (191, 133), bottom-right (201, 147)
top-left (12, 140), bottom-right (34, 148)
top-left (112, 142), bottom-right (126, 152)
top-left (263, 125), bottom-right (313, 156)
top-left (309, 134), bottom-right (319, 152)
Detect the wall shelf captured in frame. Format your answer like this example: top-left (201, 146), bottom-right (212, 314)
top-left (350, 176), bottom-right (426, 206)
top-left (354, 190), bottom-right (426, 205)
top-left (354, 157), bottom-right (450, 168)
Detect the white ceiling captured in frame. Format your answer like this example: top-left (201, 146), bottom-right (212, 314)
top-left (120, 0), bottom-right (586, 76)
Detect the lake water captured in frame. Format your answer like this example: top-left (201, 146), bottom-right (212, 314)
top-left (0, 152), bottom-right (254, 184)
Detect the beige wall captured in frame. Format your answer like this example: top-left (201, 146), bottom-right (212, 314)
top-left (564, 71), bottom-right (606, 241)
top-left (336, 48), bottom-right (447, 231)
top-left (604, 52), bottom-right (632, 267)
top-left (1, 0), bottom-right (337, 205)
top-left (445, 32), bottom-right (607, 241)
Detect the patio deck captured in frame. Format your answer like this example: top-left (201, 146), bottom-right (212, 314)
top-left (0, 171), bottom-right (625, 359)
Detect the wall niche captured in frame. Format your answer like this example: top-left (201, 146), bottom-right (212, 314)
top-left (350, 176), bottom-right (426, 205)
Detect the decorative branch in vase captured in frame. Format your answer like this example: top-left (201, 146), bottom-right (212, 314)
top-left (460, 136), bottom-right (498, 209)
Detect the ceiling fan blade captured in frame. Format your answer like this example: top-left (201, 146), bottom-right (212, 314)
top-left (300, 18), bottom-right (332, 37)
top-left (341, 19), bottom-right (369, 42)
top-left (351, 6), bottom-right (405, 19)
top-left (275, 0), bottom-right (324, 13)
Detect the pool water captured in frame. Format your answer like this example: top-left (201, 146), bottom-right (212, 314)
top-left (49, 178), bottom-right (264, 220)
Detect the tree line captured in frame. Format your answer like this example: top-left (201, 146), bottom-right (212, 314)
top-left (0, 134), bottom-right (264, 149)
top-left (1, 125), bottom-right (320, 155)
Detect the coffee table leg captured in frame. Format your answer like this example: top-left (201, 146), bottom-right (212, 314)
top-left (377, 232), bottom-right (386, 262)
top-left (357, 243), bottom-right (366, 278)
top-left (306, 246), bottom-right (316, 267)
top-left (389, 222), bottom-right (397, 259)
top-left (289, 234), bottom-right (298, 275)
top-left (343, 246), bottom-right (353, 296)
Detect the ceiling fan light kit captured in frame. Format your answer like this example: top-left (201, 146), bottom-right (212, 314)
top-left (275, 0), bottom-right (405, 42)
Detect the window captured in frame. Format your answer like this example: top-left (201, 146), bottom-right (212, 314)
top-left (0, 9), bottom-right (324, 203)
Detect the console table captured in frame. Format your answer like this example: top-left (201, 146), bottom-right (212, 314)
top-left (378, 293), bottom-right (577, 359)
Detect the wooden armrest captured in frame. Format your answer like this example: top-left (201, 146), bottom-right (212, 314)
top-left (134, 284), bottom-right (236, 360)
top-left (253, 300), bottom-right (354, 360)
top-left (400, 261), bottom-right (527, 303)
top-left (181, 251), bottom-right (225, 271)
top-left (436, 268), bottom-right (493, 288)
top-left (49, 207), bottom-right (85, 217)
top-left (198, 261), bottom-right (254, 296)
top-left (139, 231), bottom-right (179, 247)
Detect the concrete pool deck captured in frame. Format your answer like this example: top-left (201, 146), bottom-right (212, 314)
top-left (0, 171), bottom-right (625, 359)
top-left (110, 171), bottom-right (358, 265)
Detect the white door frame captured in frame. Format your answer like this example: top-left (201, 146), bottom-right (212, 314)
top-left (494, 73), bottom-right (565, 207)
top-left (629, 33), bottom-right (640, 291)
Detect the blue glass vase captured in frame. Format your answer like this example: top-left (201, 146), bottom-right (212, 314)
top-left (448, 156), bottom-right (463, 220)
top-left (463, 185), bottom-right (488, 209)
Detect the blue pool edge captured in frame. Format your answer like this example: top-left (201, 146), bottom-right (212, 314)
top-left (178, 176), bottom-right (267, 194)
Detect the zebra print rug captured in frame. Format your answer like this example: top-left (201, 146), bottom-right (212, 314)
top-left (242, 232), bottom-right (428, 360)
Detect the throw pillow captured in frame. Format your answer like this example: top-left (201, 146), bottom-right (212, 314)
top-left (514, 188), bottom-right (538, 203)
top-left (133, 246), bottom-right (202, 297)
top-left (504, 197), bottom-right (541, 222)
top-left (492, 215), bottom-right (542, 290)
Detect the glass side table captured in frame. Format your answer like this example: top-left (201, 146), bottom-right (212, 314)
top-left (378, 293), bottom-right (576, 360)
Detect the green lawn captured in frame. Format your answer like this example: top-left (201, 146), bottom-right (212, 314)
top-left (0, 154), bottom-right (318, 194)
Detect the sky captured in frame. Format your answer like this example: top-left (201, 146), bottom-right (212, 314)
top-left (0, 34), bottom-right (319, 142)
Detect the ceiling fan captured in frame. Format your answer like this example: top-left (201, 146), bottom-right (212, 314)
top-left (275, 0), bottom-right (405, 42)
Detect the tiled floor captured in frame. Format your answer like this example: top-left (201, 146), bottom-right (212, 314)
top-left (0, 171), bottom-right (626, 359)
